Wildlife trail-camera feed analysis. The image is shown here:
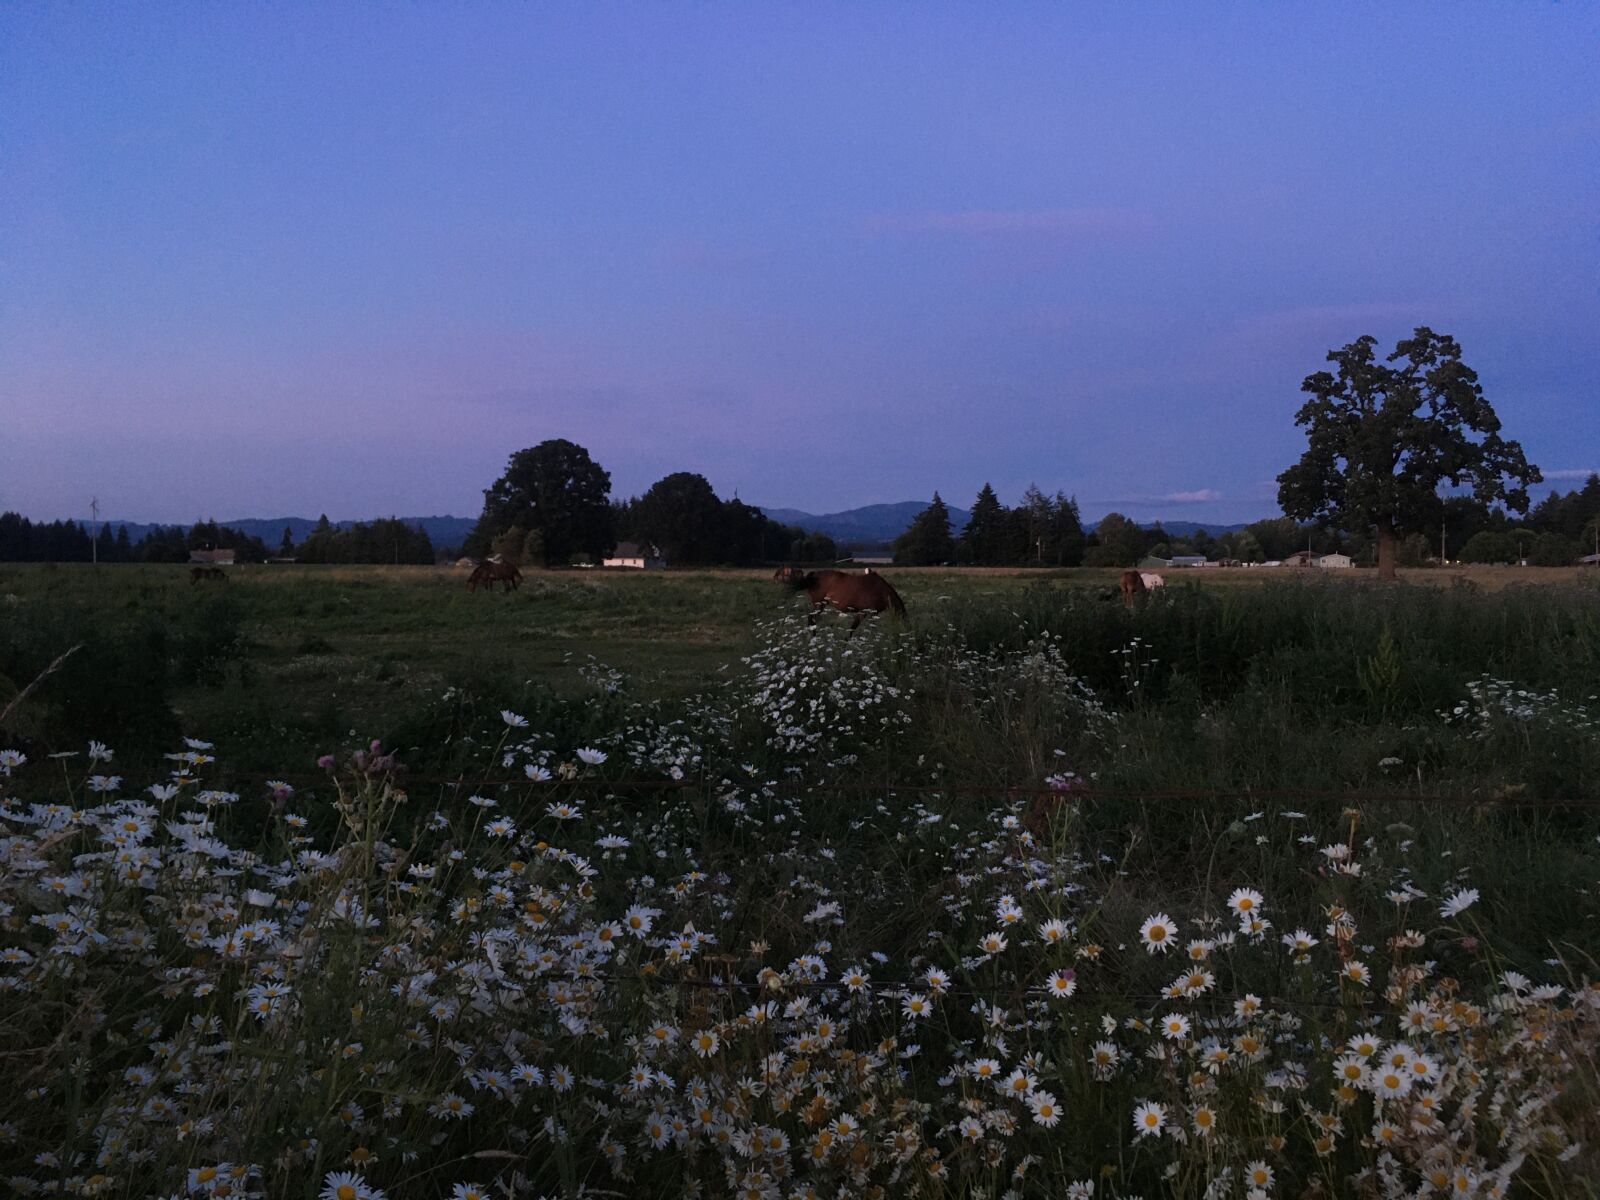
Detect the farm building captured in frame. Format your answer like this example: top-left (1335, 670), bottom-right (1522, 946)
top-left (1170, 555), bottom-right (1212, 568)
top-left (1137, 555), bottom-right (1171, 570)
top-left (1317, 553), bottom-right (1353, 569)
top-left (1282, 550), bottom-right (1321, 568)
top-left (187, 549), bottom-right (235, 565)
top-left (603, 542), bottom-right (666, 570)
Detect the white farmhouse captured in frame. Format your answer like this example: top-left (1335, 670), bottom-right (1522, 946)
top-left (1316, 553), bottom-right (1353, 569)
top-left (603, 542), bottom-right (666, 570)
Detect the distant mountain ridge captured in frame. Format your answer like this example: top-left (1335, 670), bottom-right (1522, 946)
top-left (758, 502), bottom-right (972, 546)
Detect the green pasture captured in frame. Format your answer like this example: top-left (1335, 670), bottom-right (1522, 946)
top-left (2, 561), bottom-right (1598, 797)
top-left (4, 565), bottom-right (1600, 1199)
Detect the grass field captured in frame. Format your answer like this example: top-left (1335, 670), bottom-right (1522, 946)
top-left (2, 563), bottom-right (1599, 1198)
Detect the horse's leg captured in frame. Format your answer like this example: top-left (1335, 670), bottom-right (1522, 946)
top-left (807, 602), bottom-right (822, 627)
top-left (848, 612), bottom-right (866, 634)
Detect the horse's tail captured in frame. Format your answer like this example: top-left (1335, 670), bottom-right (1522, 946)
top-left (884, 580), bottom-right (907, 618)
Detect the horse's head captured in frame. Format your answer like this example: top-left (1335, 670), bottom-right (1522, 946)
top-left (772, 566), bottom-right (796, 582)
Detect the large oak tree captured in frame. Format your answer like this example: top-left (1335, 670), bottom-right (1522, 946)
top-left (1277, 328), bottom-right (1540, 579)
top-left (472, 439), bottom-right (614, 566)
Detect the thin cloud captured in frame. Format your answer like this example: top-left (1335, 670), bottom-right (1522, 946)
top-left (861, 207), bottom-right (1155, 239)
top-left (1096, 489), bottom-right (1224, 507)
top-left (1541, 468), bottom-right (1598, 481)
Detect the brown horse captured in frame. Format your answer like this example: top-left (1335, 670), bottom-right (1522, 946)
top-left (467, 560), bottom-right (523, 593)
top-left (190, 566), bottom-right (227, 584)
top-left (774, 566), bottom-right (907, 631)
top-left (1118, 570), bottom-right (1145, 608)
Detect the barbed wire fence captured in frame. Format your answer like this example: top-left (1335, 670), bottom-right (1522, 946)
top-left (41, 764), bottom-right (1600, 809)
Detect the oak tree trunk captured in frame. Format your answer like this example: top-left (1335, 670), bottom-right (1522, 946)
top-left (1376, 519), bottom-right (1397, 581)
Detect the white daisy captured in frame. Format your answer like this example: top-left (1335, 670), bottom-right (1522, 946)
top-left (1132, 1101), bottom-right (1167, 1138)
top-left (1139, 913), bottom-right (1178, 954)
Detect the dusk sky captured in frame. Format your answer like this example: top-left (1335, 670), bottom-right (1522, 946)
top-left (4, 5), bottom-right (1597, 526)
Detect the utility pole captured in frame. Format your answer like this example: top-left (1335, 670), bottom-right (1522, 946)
top-left (1440, 515), bottom-right (1447, 566)
top-left (90, 497), bottom-right (99, 565)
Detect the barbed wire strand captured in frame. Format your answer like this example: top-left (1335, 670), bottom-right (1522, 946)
top-left (34, 765), bottom-right (1600, 809)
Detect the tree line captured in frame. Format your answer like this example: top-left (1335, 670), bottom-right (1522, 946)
top-left (0, 514), bottom-right (437, 565)
top-left (292, 516), bottom-right (435, 564)
top-left (885, 473), bottom-right (1600, 570)
top-left (0, 515), bottom-right (271, 564)
top-left (463, 441), bottom-right (836, 567)
top-left (4, 329), bottom-right (1583, 572)
top-left (893, 487), bottom-right (1089, 566)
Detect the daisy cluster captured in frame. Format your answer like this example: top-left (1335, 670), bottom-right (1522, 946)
top-left (0, 623), bottom-right (1596, 1198)
top-left (1444, 676), bottom-right (1599, 740)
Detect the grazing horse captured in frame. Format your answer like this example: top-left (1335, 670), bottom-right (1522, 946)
top-left (467, 560), bottom-right (523, 593)
top-left (1119, 570), bottom-right (1166, 607)
top-left (189, 566), bottom-right (227, 584)
top-left (774, 566), bottom-right (907, 631)
top-left (1118, 570), bottom-right (1145, 607)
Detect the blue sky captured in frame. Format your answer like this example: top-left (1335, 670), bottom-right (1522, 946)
top-left (3, 4), bottom-right (1597, 524)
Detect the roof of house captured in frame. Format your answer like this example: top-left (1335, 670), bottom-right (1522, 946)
top-left (607, 542), bottom-right (662, 559)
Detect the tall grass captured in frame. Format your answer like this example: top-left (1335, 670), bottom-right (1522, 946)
top-left (2, 609), bottom-right (1597, 1197)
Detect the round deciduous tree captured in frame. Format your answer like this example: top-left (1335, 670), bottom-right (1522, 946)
top-left (1459, 531), bottom-right (1517, 565)
top-left (475, 440), bottom-right (614, 567)
top-left (632, 472), bottom-right (724, 565)
top-left (1277, 329), bottom-right (1541, 580)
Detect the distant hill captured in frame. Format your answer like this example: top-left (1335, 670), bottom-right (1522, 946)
top-left (759, 501), bottom-right (972, 547)
top-left (1139, 520), bottom-right (1252, 538)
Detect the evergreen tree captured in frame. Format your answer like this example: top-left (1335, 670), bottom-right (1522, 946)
top-left (960, 484), bottom-right (1007, 566)
top-left (0, 512), bottom-right (23, 561)
top-left (280, 526), bottom-right (295, 557)
top-left (1052, 494), bottom-right (1086, 566)
top-left (893, 494), bottom-right (955, 566)
top-left (187, 519), bottom-right (222, 552)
